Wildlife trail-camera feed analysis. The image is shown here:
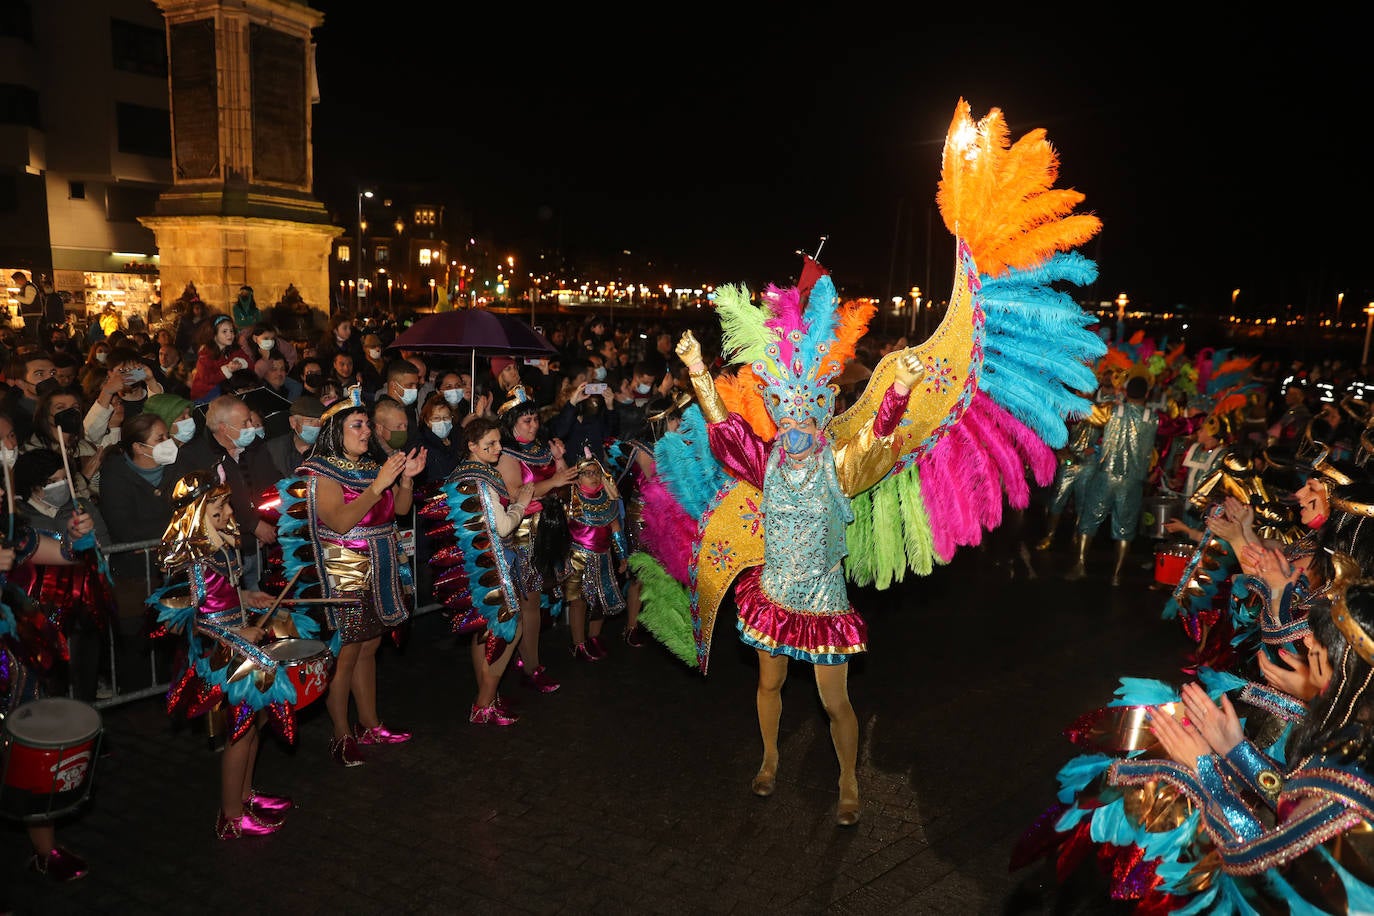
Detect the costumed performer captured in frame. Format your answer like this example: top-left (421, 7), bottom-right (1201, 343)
top-left (495, 387), bottom-right (577, 694)
top-left (145, 472), bottom-right (294, 839)
top-left (436, 415), bottom-right (533, 726)
top-left (1, 502), bottom-right (96, 879)
top-left (562, 456), bottom-right (628, 661)
top-left (675, 300), bottom-right (923, 826)
top-left (297, 387), bottom-right (425, 766)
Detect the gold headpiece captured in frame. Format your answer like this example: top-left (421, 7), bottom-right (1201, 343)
top-left (321, 385), bottom-right (366, 424)
top-left (573, 454), bottom-right (619, 500)
top-left (1329, 552), bottom-right (1374, 665)
top-left (161, 470), bottom-right (236, 568)
top-left (497, 386), bottom-right (534, 418)
top-left (646, 390), bottom-right (692, 424)
top-left (1331, 492), bottom-right (1374, 519)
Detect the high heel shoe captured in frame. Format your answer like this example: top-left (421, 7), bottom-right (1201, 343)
top-left (835, 796), bottom-right (862, 827)
top-left (469, 699), bottom-right (519, 726)
top-left (244, 789), bottom-right (294, 814)
top-left (26, 846), bottom-right (88, 882)
top-left (623, 624), bottom-right (644, 648)
top-left (216, 808), bottom-right (283, 839)
top-left (354, 722), bottom-right (413, 745)
top-left (517, 658), bottom-right (561, 693)
top-left (750, 767), bottom-right (777, 797)
top-left (571, 642), bottom-right (602, 662)
top-left (587, 635), bottom-right (609, 659)
top-left (329, 734), bottom-right (366, 767)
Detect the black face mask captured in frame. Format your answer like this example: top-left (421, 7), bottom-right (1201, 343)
top-left (35, 378), bottom-right (62, 399)
top-left (304, 373), bottom-right (323, 390)
top-left (53, 407), bottom-right (82, 438)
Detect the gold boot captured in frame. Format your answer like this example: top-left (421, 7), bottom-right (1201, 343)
top-left (1035, 513), bottom-right (1062, 551)
top-left (1063, 533), bottom-right (1090, 581)
top-left (1110, 539), bottom-right (1131, 586)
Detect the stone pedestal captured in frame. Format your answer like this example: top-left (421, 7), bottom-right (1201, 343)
top-left (143, 0), bottom-right (340, 330)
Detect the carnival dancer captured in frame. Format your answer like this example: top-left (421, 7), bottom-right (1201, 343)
top-left (633, 100), bottom-right (1107, 828)
top-left (294, 388), bottom-right (425, 766)
top-left (1035, 396), bottom-right (1108, 551)
top-left (495, 388), bottom-right (577, 694)
top-left (146, 472), bottom-right (294, 839)
top-left (1, 502), bottom-right (97, 879)
top-left (562, 456), bottom-right (628, 661)
top-left (429, 416), bottom-right (533, 724)
top-left (611, 392), bottom-right (690, 647)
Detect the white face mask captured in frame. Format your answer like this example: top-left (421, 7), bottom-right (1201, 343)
top-left (149, 439), bottom-right (179, 465)
top-left (95, 352), bottom-right (108, 364)
top-left (399, 387), bottom-right (418, 406)
top-left (42, 480), bottom-right (70, 506)
top-left (430, 419), bottom-right (453, 439)
top-left (442, 388), bottom-right (464, 406)
top-left (0, 446), bottom-right (16, 468)
top-left (258, 338), bottom-right (276, 351)
top-left (368, 348), bottom-right (383, 360)
top-left (172, 418), bottom-right (196, 442)
top-left (635, 382), bottom-right (651, 395)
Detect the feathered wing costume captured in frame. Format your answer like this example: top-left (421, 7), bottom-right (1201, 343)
top-left (630, 99), bottom-right (1107, 671)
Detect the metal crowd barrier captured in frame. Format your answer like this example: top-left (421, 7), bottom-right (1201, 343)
top-left (92, 508), bottom-right (436, 711)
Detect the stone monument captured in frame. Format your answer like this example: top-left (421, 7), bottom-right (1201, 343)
top-left (140, 0), bottom-right (339, 337)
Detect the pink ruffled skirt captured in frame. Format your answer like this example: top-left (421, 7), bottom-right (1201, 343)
top-left (733, 567), bottom-right (867, 665)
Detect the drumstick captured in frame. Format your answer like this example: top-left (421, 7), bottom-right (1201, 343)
top-left (2, 459), bottom-right (13, 543)
top-left (252, 567), bottom-right (304, 630)
top-left (55, 427), bottom-right (79, 506)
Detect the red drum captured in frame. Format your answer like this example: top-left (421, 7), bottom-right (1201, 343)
top-left (0, 697), bottom-right (102, 822)
top-left (263, 639), bottom-right (333, 710)
top-left (1154, 542), bottom-right (1195, 586)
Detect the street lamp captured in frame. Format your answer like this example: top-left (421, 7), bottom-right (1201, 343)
top-left (909, 286), bottom-right (921, 337)
top-left (356, 188), bottom-right (374, 315)
top-left (1363, 304), bottom-right (1374, 367)
top-left (1114, 292), bottom-right (1129, 344)
top-left (387, 277), bottom-right (393, 310)
top-left (1337, 292), bottom-right (1345, 327)
top-left (429, 277), bottom-right (436, 308)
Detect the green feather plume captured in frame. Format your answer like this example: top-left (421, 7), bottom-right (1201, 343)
top-left (845, 489), bottom-right (876, 586)
top-left (628, 552), bottom-right (696, 667)
top-left (712, 283), bottom-right (776, 366)
top-left (897, 470), bottom-right (937, 576)
top-left (870, 476), bottom-right (903, 589)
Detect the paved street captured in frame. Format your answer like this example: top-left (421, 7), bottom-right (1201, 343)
top-left (2, 527), bottom-right (1186, 915)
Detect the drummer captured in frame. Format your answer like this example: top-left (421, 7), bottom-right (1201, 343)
top-left (1162, 410), bottom-right (1237, 543)
top-left (146, 472), bottom-right (294, 839)
top-left (1, 497), bottom-right (97, 881)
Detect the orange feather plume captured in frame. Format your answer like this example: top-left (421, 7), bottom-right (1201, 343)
top-left (817, 298), bottom-right (878, 382)
top-left (715, 367), bottom-right (777, 440)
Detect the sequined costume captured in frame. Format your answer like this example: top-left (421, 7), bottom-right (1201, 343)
top-left (0, 521), bottom-right (66, 717)
top-left (1076, 400), bottom-right (1158, 540)
top-left (1044, 410), bottom-right (1108, 517)
top-left (563, 481), bottom-right (626, 618)
top-left (422, 459), bottom-right (525, 644)
top-left (502, 437), bottom-right (561, 594)
top-left (289, 456), bottom-right (411, 644)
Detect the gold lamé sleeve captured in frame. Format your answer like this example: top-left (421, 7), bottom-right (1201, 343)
top-left (1085, 402), bottom-right (1113, 427)
top-left (688, 369), bottom-right (728, 424)
top-left (832, 416), bottom-right (899, 497)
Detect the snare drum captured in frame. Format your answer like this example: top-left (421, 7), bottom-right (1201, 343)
top-left (262, 639), bottom-right (333, 711)
top-left (1154, 542), bottom-right (1195, 586)
top-left (0, 697), bottom-right (102, 822)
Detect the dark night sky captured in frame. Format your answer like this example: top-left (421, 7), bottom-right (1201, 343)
top-left (307, 10), bottom-right (1369, 315)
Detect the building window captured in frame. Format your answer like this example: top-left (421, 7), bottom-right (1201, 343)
top-left (69, 181), bottom-right (85, 200)
top-left (0, 83), bottom-right (40, 129)
top-left (374, 246), bottom-right (389, 264)
top-left (337, 245), bottom-right (350, 264)
top-left (414, 208), bottom-right (435, 226)
top-left (110, 18), bottom-right (168, 78)
top-left (115, 102), bottom-right (172, 158)
top-left (418, 248), bottom-right (432, 266)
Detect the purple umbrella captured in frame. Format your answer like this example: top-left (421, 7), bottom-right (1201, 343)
top-left (386, 310), bottom-right (558, 384)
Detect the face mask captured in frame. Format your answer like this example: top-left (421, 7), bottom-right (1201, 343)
top-left (95, 352), bottom-right (108, 364)
top-left (780, 428), bottom-right (815, 454)
top-left (0, 446), bottom-right (16, 468)
top-left (399, 387), bottom-right (418, 406)
top-left (635, 382), bottom-right (651, 395)
top-left (387, 429), bottom-right (407, 450)
top-left (54, 407), bottom-right (82, 438)
top-left (252, 425), bottom-right (265, 441)
top-left (234, 426), bottom-right (257, 449)
top-left (578, 481), bottom-right (602, 496)
top-left (593, 367), bottom-right (606, 381)
top-left (42, 481), bottom-right (70, 506)
top-left (160, 363), bottom-right (177, 375)
top-left (442, 388), bottom-right (464, 406)
top-left (149, 439), bottom-right (179, 465)
top-left (430, 420), bottom-right (453, 439)
top-left (304, 373), bottom-right (323, 390)
top-left (123, 367), bottom-right (148, 384)
top-left (258, 338), bottom-right (275, 351)
top-left (1306, 513), bottom-right (1327, 529)
top-left (298, 423), bottom-right (321, 444)
top-left (172, 418), bottom-right (196, 442)
top-left (368, 348), bottom-right (383, 360)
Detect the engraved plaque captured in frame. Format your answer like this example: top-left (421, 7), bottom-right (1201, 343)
top-left (169, 20), bottom-right (219, 181)
top-left (250, 24), bottom-right (307, 187)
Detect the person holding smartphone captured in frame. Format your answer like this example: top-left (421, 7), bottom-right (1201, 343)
top-left (548, 376), bottom-right (619, 466)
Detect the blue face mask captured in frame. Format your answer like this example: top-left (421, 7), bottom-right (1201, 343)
top-left (780, 428), bottom-right (815, 454)
top-left (442, 388), bottom-right (464, 406)
top-left (298, 423), bottom-right (321, 444)
top-left (234, 426), bottom-right (257, 449)
top-left (172, 418), bottom-right (196, 443)
top-left (593, 367), bottom-right (607, 381)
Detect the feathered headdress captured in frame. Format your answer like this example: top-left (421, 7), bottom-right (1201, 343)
top-left (712, 256), bottom-right (867, 430)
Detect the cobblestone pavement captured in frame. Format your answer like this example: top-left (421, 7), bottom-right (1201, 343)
top-left (2, 532), bottom-right (1184, 915)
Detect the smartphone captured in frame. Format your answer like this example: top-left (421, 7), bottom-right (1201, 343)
top-left (523, 357), bottom-right (543, 366)
top-left (585, 382), bottom-right (608, 395)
